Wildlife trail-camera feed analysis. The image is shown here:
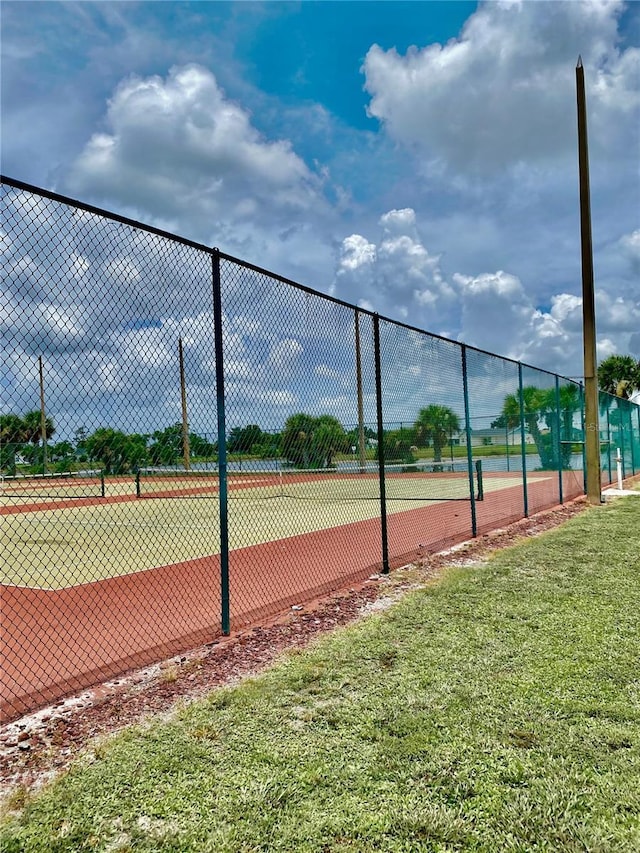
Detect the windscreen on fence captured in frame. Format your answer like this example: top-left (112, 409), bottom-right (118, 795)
top-left (2, 175), bottom-right (639, 722)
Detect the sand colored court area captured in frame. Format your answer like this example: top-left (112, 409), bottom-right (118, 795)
top-left (0, 471), bottom-right (537, 589)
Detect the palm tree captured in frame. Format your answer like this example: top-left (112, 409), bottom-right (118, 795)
top-left (22, 410), bottom-right (55, 446)
top-left (556, 383), bottom-right (581, 467)
top-left (498, 385), bottom-right (580, 469)
top-left (414, 405), bottom-right (460, 464)
top-left (597, 354), bottom-right (640, 399)
top-left (0, 413), bottom-right (28, 475)
top-left (499, 386), bottom-right (547, 452)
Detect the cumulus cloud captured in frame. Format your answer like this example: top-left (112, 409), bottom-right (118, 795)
top-left (363, 0), bottom-right (639, 176)
top-left (68, 64), bottom-right (322, 221)
top-left (61, 63), bottom-right (340, 287)
top-left (332, 200), bottom-right (639, 381)
top-left (0, 185), bottom-right (353, 435)
top-left (334, 208), bottom-right (456, 328)
top-left (455, 270), bottom-right (640, 375)
top-left (619, 229), bottom-right (640, 274)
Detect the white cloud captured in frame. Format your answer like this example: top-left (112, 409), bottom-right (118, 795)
top-left (62, 64), bottom-right (340, 290)
top-left (363, 0), bottom-right (638, 175)
top-left (268, 338), bottom-right (303, 371)
top-left (334, 208), bottom-right (456, 330)
top-left (455, 271), bottom-right (640, 375)
top-left (69, 64), bottom-right (320, 218)
top-left (619, 229), bottom-right (640, 274)
top-left (333, 202), bottom-right (639, 380)
top-left (60, 63), bottom-right (342, 289)
top-left (339, 234), bottom-right (377, 271)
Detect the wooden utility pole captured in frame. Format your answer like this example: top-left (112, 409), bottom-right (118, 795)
top-left (576, 56), bottom-right (601, 504)
top-left (38, 356), bottom-right (48, 475)
top-left (178, 337), bottom-right (191, 471)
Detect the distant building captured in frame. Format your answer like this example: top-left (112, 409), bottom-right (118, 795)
top-left (458, 428), bottom-right (534, 447)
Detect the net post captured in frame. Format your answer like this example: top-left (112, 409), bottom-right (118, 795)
top-left (135, 469), bottom-right (140, 498)
top-left (461, 345), bottom-right (477, 536)
top-left (518, 363), bottom-right (529, 517)
top-left (100, 471), bottom-right (105, 498)
top-left (212, 249), bottom-right (231, 634)
top-left (475, 459), bottom-right (484, 502)
top-left (373, 315), bottom-right (390, 574)
top-left (555, 375), bottom-right (564, 504)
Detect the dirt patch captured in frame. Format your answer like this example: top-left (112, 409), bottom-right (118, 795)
top-left (0, 498), bottom-right (587, 804)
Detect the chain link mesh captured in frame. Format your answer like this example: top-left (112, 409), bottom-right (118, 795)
top-left (2, 178), bottom-right (639, 721)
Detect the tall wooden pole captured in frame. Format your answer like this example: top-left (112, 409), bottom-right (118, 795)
top-left (178, 337), bottom-right (191, 471)
top-left (576, 56), bottom-right (601, 504)
top-left (38, 356), bottom-right (48, 475)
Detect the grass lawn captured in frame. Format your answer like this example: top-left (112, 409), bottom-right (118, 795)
top-left (2, 498), bottom-right (639, 852)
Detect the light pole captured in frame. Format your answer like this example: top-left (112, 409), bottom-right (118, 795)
top-left (576, 56), bottom-right (602, 504)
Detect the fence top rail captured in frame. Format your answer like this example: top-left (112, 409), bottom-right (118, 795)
top-left (1, 174), bottom-right (213, 255)
top-left (1, 174), bottom-right (634, 396)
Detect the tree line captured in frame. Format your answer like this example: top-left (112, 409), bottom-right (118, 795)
top-left (1, 354), bottom-right (637, 476)
top-left (0, 407), bottom-right (462, 476)
top-left (0, 418), bottom-right (217, 476)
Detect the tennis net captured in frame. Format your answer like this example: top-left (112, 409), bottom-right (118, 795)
top-left (136, 463), bottom-right (474, 503)
top-left (0, 470), bottom-right (105, 502)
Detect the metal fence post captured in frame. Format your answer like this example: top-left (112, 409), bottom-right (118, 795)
top-left (518, 363), bottom-right (529, 517)
top-left (627, 405), bottom-right (636, 476)
top-left (212, 250), bottom-right (230, 634)
top-left (354, 310), bottom-right (366, 474)
top-left (373, 315), bottom-right (390, 574)
top-left (579, 383), bottom-right (587, 493)
top-left (555, 375), bottom-right (564, 504)
top-left (606, 407), bottom-right (612, 485)
top-left (619, 403), bottom-right (626, 480)
top-left (461, 345), bottom-right (477, 537)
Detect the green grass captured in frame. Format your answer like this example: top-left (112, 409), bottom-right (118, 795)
top-left (2, 499), bottom-right (640, 852)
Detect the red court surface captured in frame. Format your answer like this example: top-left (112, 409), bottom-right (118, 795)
top-left (2, 474), bottom-right (567, 721)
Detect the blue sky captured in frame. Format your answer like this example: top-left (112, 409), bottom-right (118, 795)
top-left (2, 1), bottom-right (639, 434)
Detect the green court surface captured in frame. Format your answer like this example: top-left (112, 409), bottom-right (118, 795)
top-left (1, 474), bottom-right (532, 590)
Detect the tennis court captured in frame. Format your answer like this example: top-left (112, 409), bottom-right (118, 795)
top-left (2, 464), bottom-right (561, 720)
top-left (1, 467), bottom-right (528, 589)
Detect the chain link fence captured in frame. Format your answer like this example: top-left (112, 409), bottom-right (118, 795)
top-left (2, 176), bottom-right (639, 721)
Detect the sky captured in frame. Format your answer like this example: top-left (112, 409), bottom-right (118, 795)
top-left (2, 0), bottom-right (640, 436)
